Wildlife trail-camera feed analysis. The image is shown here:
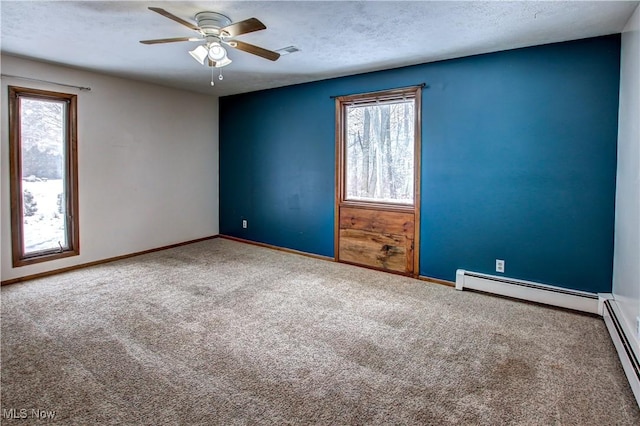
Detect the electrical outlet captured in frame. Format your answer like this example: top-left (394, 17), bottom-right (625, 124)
top-left (496, 259), bottom-right (505, 273)
top-left (242, 219), bottom-right (247, 229)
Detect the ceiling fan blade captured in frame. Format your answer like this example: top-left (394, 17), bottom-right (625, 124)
top-left (221, 18), bottom-right (266, 37)
top-left (140, 37), bottom-right (199, 45)
top-left (149, 7), bottom-right (199, 31)
top-left (232, 40), bottom-right (280, 61)
top-left (208, 58), bottom-right (216, 67)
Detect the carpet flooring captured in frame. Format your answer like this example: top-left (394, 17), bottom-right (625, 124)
top-left (1, 238), bottom-right (639, 425)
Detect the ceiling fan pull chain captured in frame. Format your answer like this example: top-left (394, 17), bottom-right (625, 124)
top-left (219, 68), bottom-right (224, 81)
top-left (211, 65), bottom-right (215, 86)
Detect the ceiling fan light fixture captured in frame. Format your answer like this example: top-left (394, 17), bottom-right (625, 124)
top-left (215, 57), bottom-right (232, 68)
top-left (189, 45), bottom-right (209, 65)
top-left (208, 42), bottom-right (227, 61)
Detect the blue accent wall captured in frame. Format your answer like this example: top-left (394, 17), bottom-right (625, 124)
top-left (220, 35), bottom-right (620, 293)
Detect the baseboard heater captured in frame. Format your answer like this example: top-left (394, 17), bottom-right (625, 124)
top-left (602, 299), bottom-right (640, 406)
top-left (455, 269), bottom-right (600, 314)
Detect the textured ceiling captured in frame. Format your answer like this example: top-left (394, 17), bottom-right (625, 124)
top-left (1, 1), bottom-right (637, 97)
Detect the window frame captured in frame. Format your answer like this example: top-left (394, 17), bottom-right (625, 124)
top-left (335, 86), bottom-right (422, 212)
top-left (8, 86), bottom-right (80, 267)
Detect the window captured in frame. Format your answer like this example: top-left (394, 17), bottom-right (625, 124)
top-left (338, 86), bottom-right (420, 207)
top-left (9, 86), bottom-right (79, 266)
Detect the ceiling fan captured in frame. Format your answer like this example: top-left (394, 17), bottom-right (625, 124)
top-left (140, 7), bottom-right (280, 71)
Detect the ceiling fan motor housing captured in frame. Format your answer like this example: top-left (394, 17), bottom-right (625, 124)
top-left (195, 12), bottom-right (232, 36)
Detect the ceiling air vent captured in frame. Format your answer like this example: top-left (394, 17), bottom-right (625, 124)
top-left (275, 46), bottom-right (300, 56)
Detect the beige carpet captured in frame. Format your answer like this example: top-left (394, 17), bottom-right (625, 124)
top-left (1, 238), bottom-right (638, 425)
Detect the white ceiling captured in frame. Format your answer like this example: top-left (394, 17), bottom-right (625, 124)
top-left (1, 1), bottom-right (637, 97)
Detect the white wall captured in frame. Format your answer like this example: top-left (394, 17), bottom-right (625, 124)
top-left (1, 55), bottom-right (219, 281)
top-left (613, 4), bottom-right (640, 352)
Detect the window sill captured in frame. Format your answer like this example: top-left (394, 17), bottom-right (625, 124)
top-left (13, 249), bottom-right (79, 268)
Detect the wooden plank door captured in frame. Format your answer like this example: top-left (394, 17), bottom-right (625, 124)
top-left (335, 86), bottom-right (421, 277)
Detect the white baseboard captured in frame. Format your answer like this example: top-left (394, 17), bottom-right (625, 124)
top-left (455, 269), bottom-right (599, 314)
top-left (602, 299), bottom-right (640, 406)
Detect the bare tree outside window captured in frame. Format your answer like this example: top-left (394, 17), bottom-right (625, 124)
top-left (345, 99), bottom-right (415, 204)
